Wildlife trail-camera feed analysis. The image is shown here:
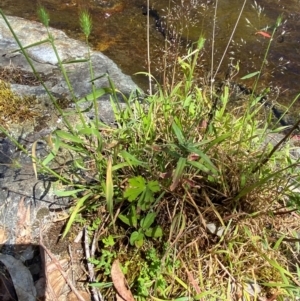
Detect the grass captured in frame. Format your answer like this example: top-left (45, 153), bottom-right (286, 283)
top-left (1, 3), bottom-right (300, 301)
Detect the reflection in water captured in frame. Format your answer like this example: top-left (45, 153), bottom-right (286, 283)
top-left (1, 0), bottom-right (300, 109)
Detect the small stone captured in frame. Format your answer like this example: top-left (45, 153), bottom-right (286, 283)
top-left (245, 280), bottom-right (261, 296)
top-left (206, 223), bottom-right (225, 237)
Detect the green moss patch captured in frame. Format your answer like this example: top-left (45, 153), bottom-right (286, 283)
top-left (0, 80), bottom-right (39, 126)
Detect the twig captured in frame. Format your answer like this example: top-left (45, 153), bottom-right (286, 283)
top-left (213, 0), bottom-right (247, 79)
top-left (68, 245), bottom-right (75, 284)
top-left (74, 229), bottom-right (83, 243)
top-left (180, 258), bottom-right (202, 298)
top-left (215, 256), bottom-right (236, 282)
top-left (272, 208), bottom-right (298, 216)
top-left (146, 0), bottom-right (152, 95)
top-left (84, 227), bottom-right (104, 301)
top-left (39, 228), bottom-right (86, 301)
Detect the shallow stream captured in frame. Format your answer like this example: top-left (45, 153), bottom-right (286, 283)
top-left (1, 0), bottom-right (300, 110)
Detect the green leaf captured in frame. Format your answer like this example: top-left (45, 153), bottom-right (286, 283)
top-left (118, 214), bottom-right (131, 227)
top-left (55, 188), bottom-right (85, 197)
top-left (241, 71), bottom-right (260, 80)
top-left (273, 235), bottom-right (285, 250)
top-left (89, 282), bottom-right (113, 288)
top-left (138, 189), bottom-right (153, 211)
top-left (42, 151), bottom-right (56, 167)
top-left (55, 141), bottom-right (86, 152)
top-left (55, 130), bottom-right (84, 144)
top-left (170, 157), bottom-right (187, 191)
top-left (172, 122), bottom-right (185, 144)
top-left (145, 226), bottom-right (163, 238)
top-left (12, 39), bottom-right (50, 52)
top-left (187, 160), bottom-right (213, 174)
top-left (42, 135), bottom-right (60, 166)
top-left (63, 192), bottom-right (92, 237)
top-left (130, 231), bottom-right (144, 247)
top-left (78, 88), bottom-right (109, 102)
top-left (118, 206), bottom-right (138, 228)
top-left (129, 205), bottom-right (138, 228)
top-left (186, 145), bottom-right (218, 175)
top-left (205, 133), bottom-right (231, 149)
top-left (140, 212), bottom-right (156, 230)
top-left (135, 180), bottom-right (159, 211)
top-left (106, 157), bottom-right (114, 220)
top-left (119, 150), bottom-right (146, 168)
top-left (77, 127), bottom-right (101, 139)
top-left (124, 176), bottom-right (146, 201)
top-left (102, 235), bottom-right (115, 247)
top-left (73, 158), bottom-right (88, 170)
top-left (112, 162), bottom-right (133, 171)
top-left (147, 180), bottom-right (160, 193)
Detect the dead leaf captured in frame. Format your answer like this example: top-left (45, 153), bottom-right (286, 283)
top-left (16, 197), bottom-right (32, 244)
top-left (67, 291), bottom-right (91, 301)
top-left (111, 259), bottom-right (135, 301)
top-left (0, 226), bottom-right (8, 244)
top-left (46, 259), bottom-right (69, 299)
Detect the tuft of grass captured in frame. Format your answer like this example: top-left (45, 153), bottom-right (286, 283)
top-left (1, 4), bottom-right (300, 301)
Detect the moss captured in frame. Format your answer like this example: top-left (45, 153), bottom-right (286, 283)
top-left (0, 80), bottom-right (39, 126)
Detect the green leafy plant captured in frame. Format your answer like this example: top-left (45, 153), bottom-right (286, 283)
top-left (88, 235), bottom-right (117, 276)
top-left (135, 248), bottom-right (170, 298)
top-left (118, 176), bottom-right (163, 247)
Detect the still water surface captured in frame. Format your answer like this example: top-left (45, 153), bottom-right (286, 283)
top-left (1, 0), bottom-right (300, 109)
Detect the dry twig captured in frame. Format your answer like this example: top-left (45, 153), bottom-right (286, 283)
top-left (84, 226), bottom-right (104, 301)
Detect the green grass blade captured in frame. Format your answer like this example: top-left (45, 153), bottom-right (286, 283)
top-left (55, 130), bottom-right (84, 144)
top-left (11, 39), bottom-right (50, 52)
top-left (106, 157), bottom-right (114, 221)
top-left (170, 157), bottom-right (187, 191)
top-left (172, 122), bottom-right (185, 144)
top-left (63, 191), bottom-right (92, 237)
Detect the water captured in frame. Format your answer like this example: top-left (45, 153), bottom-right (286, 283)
top-left (1, 0), bottom-right (300, 110)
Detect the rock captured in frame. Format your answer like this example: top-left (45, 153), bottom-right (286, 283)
top-left (0, 254), bottom-right (37, 301)
top-left (206, 223), bottom-right (225, 237)
top-left (0, 15), bottom-right (139, 100)
top-left (244, 280), bottom-right (261, 297)
top-left (0, 14), bottom-right (141, 245)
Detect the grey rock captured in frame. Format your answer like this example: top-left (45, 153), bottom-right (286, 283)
top-left (0, 254), bottom-right (37, 301)
top-left (0, 15), bottom-right (142, 243)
